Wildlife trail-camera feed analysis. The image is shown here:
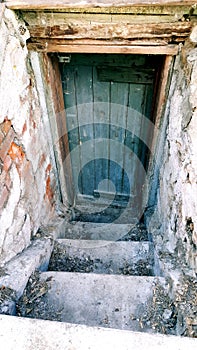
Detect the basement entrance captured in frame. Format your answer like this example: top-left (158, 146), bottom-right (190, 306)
top-left (59, 54), bottom-right (162, 223)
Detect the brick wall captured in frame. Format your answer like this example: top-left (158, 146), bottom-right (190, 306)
top-left (0, 7), bottom-right (58, 265)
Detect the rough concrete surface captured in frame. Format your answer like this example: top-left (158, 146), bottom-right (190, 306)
top-left (0, 315), bottom-right (197, 350)
top-left (35, 271), bottom-right (166, 331)
top-left (63, 221), bottom-right (143, 241)
top-left (0, 238), bottom-right (53, 299)
top-left (49, 239), bottom-right (153, 275)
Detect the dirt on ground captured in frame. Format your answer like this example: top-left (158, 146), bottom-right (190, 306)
top-left (119, 223), bottom-right (148, 241)
top-left (16, 270), bottom-right (197, 338)
top-left (48, 241), bottom-right (153, 276)
top-left (12, 218), bottom-right (197, 338)
top-left (16, 271), bottom-right (62, 322)
top-left (0, 285), bottom-right (16, 315)
top-left (139, 276), bottom-right (197, 338)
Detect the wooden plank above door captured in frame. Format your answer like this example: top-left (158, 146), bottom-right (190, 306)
top-left (5, 0), bottom-right (197, 11)
top-left (27, 42), bottom-right (179, 55)
top-left (8, 0), bottom-right (196, 53)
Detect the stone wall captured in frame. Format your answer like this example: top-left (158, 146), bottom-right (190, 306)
top-left (147, 45), bottom-right (197, 277)
top-left (0, 7), bottom-right (58, 265)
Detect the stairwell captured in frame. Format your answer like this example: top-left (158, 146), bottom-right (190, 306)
top-left (0, 206), bottom-right (197, 349)
top-left (16, 203), bottom-right (166, 333)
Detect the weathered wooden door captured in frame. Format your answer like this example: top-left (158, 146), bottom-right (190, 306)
top-left (60, 54), bottom-right (157, 211)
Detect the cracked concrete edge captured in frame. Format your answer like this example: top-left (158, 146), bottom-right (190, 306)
top-left (0, 315), bottom-right (196, 350)
top-left (39, 217), bottom-right (68, 240)
top-left (0, 216), bottom-right (67, 314)
top-left (0, 237), bottom-right (53, 301)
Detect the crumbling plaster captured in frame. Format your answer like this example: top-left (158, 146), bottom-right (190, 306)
top-left (0, 8), bottom-right (60, 265)
top-left (147, 45), bottom-right (197, 277)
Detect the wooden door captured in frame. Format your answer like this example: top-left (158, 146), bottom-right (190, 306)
top-left (60, 54), bottom-right (157, 211)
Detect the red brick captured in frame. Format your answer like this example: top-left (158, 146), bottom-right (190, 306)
top-left (0, 128), bottom-right (15, 162)
top-left (0, 170), bottom-right (7, 190)
top-left (5, 173), bottom-right (12, 190)
top-left (45, 175), bottom-right (54, 203)
top-left (0, 130), bottom-right (4, 144)
top-left (39, 153), bottom-right (46, 167)
top-left (0, 186), bottom-right (9, 211)
top-left (32, 120), bottom-right (36, 129)
top-left (8, 142), bottom-right (25, 163)
top-left (1, 119), bottom-right (12, 135)
top-left (46, 163), bottom-right (52, 174)
top-left (3, 155), bottom-right (12, 172)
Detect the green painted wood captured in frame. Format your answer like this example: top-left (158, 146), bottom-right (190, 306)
top-left (93, 66), bottom-right (110, 193)
top-left (63, 54), bottom-right (148, 67)
top-left (60, 54), bottom-right (156, 205)
top-left (75, 65), bottom-right (94, 195)
top-left (97, 66), bottom-right (155, 84)
top-left (110, 81), bottom-right (129, 194)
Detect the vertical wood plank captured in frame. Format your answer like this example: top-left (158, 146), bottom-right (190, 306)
top-left (93, 66), bottom-right (110, 193)
top-left (124, 83), bottom-right (144, 197)
top-left (62, 64), bottom-right (82, 196)
top-left (75, 65), bottom-right (94, 195)
top-left (47, 55), bottom-right (74, 205)
top-left (110, 81), bottom-right (129, 194)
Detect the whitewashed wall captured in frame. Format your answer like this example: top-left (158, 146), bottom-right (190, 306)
top-left (0, 8), bottom-right (58, 265)
top-left (147, 47), bottom-right (197, 277)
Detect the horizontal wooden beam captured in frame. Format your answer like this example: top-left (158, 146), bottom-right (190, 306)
top-left (27, 22), bottom-right (192, 42)
top-left (22, 12), bottom-right (184, 26)
top-left (27, 42), bottom-right (179, 55)
top-left (29, 38), bottom-right (172, 46)
top-left (5, 0), bottom-right (197, 10)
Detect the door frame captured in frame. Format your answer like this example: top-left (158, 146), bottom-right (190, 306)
top-left (41, 49), bottom-right (174, 208)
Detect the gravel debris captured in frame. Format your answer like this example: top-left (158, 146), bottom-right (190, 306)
top-left (16, 271), bottom-right (61, 322)
top-left (119, 223), bottom-right (148, 241)
top-left (139, 276), bottom-right (197, 337)
top-left (119, 259), bottom-right (153, 276)
top-left (48, 242), bottom-right (152, 276)
top-left (0, 286), bottom-right (16, 315)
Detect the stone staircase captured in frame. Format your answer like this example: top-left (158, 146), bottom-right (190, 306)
top-left (17, 219), bottom-right (165, 333)
top-left (1, 217), bottom-right (197, 348)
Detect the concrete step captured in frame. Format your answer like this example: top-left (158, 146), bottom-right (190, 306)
top-left (1, 315), bottom-right (197, 350)
top-left (38, 272), bottom-right (166, 331)
top-left (74, 201), bottom-right (139, 224)
top-left (49, 239), bottom-right (154, 276)
top-left (62, 221), bottom-right (148, 241)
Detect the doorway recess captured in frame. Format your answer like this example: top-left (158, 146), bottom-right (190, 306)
top-left (58, 53), bottom-right (165, 223)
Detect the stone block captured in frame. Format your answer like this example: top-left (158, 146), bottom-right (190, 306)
top-left (0, 238), bottom-right (53, 298)
top-left (190, 25), bottom-right (197, 43)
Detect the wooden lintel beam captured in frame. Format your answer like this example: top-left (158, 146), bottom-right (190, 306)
top-left (27, 42), bottom-right (179, 55)
top-left (27, 22), bottom-right (192, 41)
top-left (5, 0), bottom-right (197, 10)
